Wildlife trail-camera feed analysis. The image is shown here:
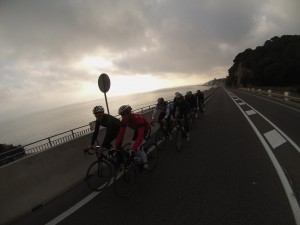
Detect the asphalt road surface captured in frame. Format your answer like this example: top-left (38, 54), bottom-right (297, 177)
top-left (13, 87), bottom-right (300, 225)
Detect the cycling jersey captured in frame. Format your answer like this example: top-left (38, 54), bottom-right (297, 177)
top-left (173, 99), bottom-right (191, 116)
top-left (91, 114), bottom-right (121, 148)
top-left (115, 113), bottom-right (150, 151)
top-left (195, 92), bottom-right (204, 104)
top-left (185, 94), bottom-right (197, 108)
top-left (152, 101), bottom-right (172, 120)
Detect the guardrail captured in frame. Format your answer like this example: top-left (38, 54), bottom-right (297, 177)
top-left (0, 87), bottom-right (217, 167)
top-left (240, 87), bottom-right (300, 103)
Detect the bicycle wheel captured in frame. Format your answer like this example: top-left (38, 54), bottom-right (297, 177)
top-left (144, 143), bottom-right (159, 172)
top-left (86, 159), bottom-right (114, 192)
top-left (113, 162), bottom-right (137, 198)
top-left (155, 128), bottom-right (166, 151)
top-left (175, 128), bottom-right (185, 152)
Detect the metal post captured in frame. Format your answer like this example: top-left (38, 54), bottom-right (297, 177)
top-left (104, 92), bottom-right (110, 115)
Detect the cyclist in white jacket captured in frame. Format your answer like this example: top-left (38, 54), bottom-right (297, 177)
top-left (152, 98), bottom-right (172, 139)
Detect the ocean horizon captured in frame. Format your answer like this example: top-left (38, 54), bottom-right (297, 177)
top-left (0, 84), bottom-right (211, 146)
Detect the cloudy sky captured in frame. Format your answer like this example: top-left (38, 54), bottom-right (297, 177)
top-left (1, 0), bottom-right (299, 122)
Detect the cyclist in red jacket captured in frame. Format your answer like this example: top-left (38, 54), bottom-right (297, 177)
top-left (115, 105), bottom-right (151, 172)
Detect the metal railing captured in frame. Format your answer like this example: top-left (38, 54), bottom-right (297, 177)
top-left (0, 87), bottom-right (217, 167)
top-left (240, 87), bottom-right (300, 103)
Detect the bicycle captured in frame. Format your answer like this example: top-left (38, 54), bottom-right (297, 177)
top-left (84, 146), bottom-right (118, 192)
top-left (173, 118), bottom-right (188, 152)
top-left (151, 120), bottom-right (172, 151)
top-left (113, 141), bottom-right (159, 198)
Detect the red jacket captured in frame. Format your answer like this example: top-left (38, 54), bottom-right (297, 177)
top-left (115, 113), bottom-right (150, 151)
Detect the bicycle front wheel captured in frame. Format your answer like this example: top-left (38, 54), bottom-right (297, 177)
top-left (155, 128), bottom-right (166, 151)
top-left (175, 128), bottom-right (185, 152)
top-left (86, 159), bottom-right (114, 192)
top-left (145, 143), bottom-right (159, 172)
top-left (113, 162), bottom-right (137, 198)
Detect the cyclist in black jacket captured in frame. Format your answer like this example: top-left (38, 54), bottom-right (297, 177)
top-left (89, 106), bottom-right (121, 152)
top-left (195, 90), bottom-right (205, 113)
top-left (172, 93), bottom-right (191, 140)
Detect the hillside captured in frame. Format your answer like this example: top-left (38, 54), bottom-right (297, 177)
top-left (226, 35), bottom-right (300, 92)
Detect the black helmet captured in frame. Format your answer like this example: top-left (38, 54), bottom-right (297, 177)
top-left (157, 97), bottom-right (164, 103)
top-left (175, 93), bottom-right (183, 99)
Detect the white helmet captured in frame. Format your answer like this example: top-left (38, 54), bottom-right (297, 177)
top-left (93, 105), bottom-right (104, 114)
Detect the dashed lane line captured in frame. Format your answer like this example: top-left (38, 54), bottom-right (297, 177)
top-left (245, 110), bottom-right (257, 116)
top-left (226, 89), bottom-right (300, 225)
top-left (264, 129), bottom-right (287, 149)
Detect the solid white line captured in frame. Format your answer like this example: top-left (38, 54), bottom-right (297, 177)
top-left (46, 144), bottom-right (159, 225)
top-left (236, 95), bottom-right (300, 154)
top-left (45, 191), bottom-right (100, 225)
top-left (45, 178), bottom-right (114, 225)
top-left (226, 89), bottom-right (300, 225)
top-left (240, 91), bottom-right (300, 113)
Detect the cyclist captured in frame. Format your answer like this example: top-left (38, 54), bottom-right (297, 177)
top-left (115, 105), bottom-right (151, 172)
top-left (172, 93), bottom-right (191, 140)
top-left (151, 97), bottom-right (172, 139)
top-left (185, 91), bottom-right (197, 115)
top-left (88, 106), bottom-right (121, 156)
top-left (195, 90), bottom-right (205, 113)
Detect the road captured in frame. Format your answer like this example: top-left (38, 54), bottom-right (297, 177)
top-left (13, 87), bottom-right (300, 225)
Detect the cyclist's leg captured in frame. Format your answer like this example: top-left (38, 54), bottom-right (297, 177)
top-left (200, 100), bottom-right (204, 113)
top-left (158, 112), bottom-right (168, 136)
top-left (176, 113), bottom-right (183, 127)
top-left (136, 145), bottom-right (147, 164)
top-left (166, 115), bottom-right (172, 135)
top-left (138, 128), bottom-right (151, 169)
top-left (183, 112), bottom-right (190, 139)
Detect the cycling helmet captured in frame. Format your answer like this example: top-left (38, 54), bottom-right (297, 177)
top-left (175, 92), bottom-right (179, 96)
top-left (157, 97), bottom-right (164, 103)
top-left (118, 105), bottom-right (132, 115)
top-left (93, 105), bottom-right (104, 114)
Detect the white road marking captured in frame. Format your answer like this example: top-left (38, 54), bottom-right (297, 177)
top-left (46, 144), bottom-right (158, 224)
top-left (45, 177), bottom-right (115, 225)
top-left (236, 94), bottom-right (300, 154)
top-left (264, 130), bottom-right (287, 149)
top-left (226, 89), bottom-right (300, 225)
top-left (45, 191), bottom-right (100, 225)
top-left (245, 110), bottom-right (256, 116)
top-left (238, 102), bottom-right (245, 105)
top-left (241, 91), bottom-right (300, 113)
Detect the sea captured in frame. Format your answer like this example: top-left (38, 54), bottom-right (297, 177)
top-left (0, 85), bottom-right (210, 146)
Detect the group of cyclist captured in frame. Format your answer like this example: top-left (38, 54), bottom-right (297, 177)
top-left (88, 89), bottom-right (205, 173)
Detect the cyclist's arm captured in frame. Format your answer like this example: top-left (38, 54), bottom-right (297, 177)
top-left (131, 126), bottom-right (145, 151)
top-left (172, 102), bottom-right (178, 117)
top-left (165, 103), bottom-right (172, 119)
top-left (91, 121), bottom-right (101, 145)
top-left (115, 126), bottom-right (126, 149)
top-left (152, 106), bottom-right (158, 120)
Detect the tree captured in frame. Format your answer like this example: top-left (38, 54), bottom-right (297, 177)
top-left (226, 35), bottom-right (300, 90)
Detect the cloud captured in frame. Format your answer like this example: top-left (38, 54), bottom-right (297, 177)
top-left (0, 0), bottom-right (299, 121)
